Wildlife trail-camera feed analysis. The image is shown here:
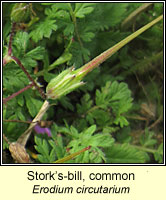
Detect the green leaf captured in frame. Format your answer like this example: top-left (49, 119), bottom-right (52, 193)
top-left (49, 139), bottom-right (65, 160)
top-left (89, 134), bottom-right (114, 147)
top-left (21, 46), bottom-right (45, 68)
top-left (81, 31), bottom-right (95, 42)
top-left (6, 114), bottom-right (17, 134)
top-left (96, 3), bottom-right (128, 29)
top-left (16, 93), bottom-right (24, 107)
top-left (91, 109), bottom-right (110, 127)
top-left (3, 64), bottom-right (29, 93)
top-left (84, 124), bottom-right (96, 135)
top-left (59, 96), bottom-right (74, 111)
top-left (76, 93), bottom-right (92, 114)
top-left (47, 124), bottom-right (66, 160)
top-left (29, 18), bottom-right (57, 42)
top-left (21, 57), bottom-right (37, 68)
top-left (9, 75), bottom-right (25, 89)
top-left (74, 3), bottom-right (95, 18)
top-left (105, 143), bottom-right (149, 163)
top-left (34, 135), bottom-right (55, 163)
top-left (66, 124), bottom-right (114, 163)
top-left (44, 4), bottom-right (73, 37)
top-left (154, 143), bottom-right (163, 163)
top-left (51, 3), bottom-right (71, 11)
top-left (70, 126), bottom-right (79, 138)
top-left (140, 128), bottom-right (157, 147)
top-left (114, 115), bottom-right (129, 128)
top-left (69, 41), bottom-right (91, 66)
top-left (47, 51), bottom-right (72, 72)
top-left (16, 108), bottom-right (26, 121)
top-left (25, 96), bottom-right (43, 117)
top-left (95, 81), bottom-right (133, 127)
top-left (26, 46), bottom-right (45, 60)
top-left (3, 139), bottom-right (9, 150)
top-left (3, 21), bottom-right (11, 39)
top-left (12, 32), bottom-right (29, 56)
top-left (64, 23), bottom-right (74, 36)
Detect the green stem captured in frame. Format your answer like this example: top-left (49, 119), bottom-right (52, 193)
top-left (131, 144), bottom-right (157, 154)
top-left (68, 3), bottom-right (84, 49)
top-left (121, 3), bottom-right (153, 30)
top-left (54, 146), bottom-right (91, 163)
top-left (78, 15), bottom-right (163, 76)
top-left (36, 39), bottom-right (73, 77)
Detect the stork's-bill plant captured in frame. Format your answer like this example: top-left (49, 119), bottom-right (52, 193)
top-left (46, 15), bottom-right (163, 100)
top-left (3, 3), bottom-right (163, 163)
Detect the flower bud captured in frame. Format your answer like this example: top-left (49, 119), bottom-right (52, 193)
top-left (3, 54), bottom-right (13, 66)
top-left (11, 3), bottom-right (30, 23)
top-left (46, 67), bottom-right (84, 100)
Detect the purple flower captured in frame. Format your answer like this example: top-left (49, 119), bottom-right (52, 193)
top-left (34, 124), bottom-right (52, 137)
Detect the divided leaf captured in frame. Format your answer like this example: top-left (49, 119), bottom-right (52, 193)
top-left (29, 18), bottom-right (57, 42)
top-left (25, 95), bottom-right (43, 117)
top-left (105, 143), bottom-right (149, 163)
top-left (140, 128), bottom-right (157, 147)
top-left (96, 81), bottom-right (133, 127)
top-left (26, 46), bottom-right (45, 60)
top-left (67, 125), bottom-right (114, 163)
top-left (74, 3), bottom-right (95, 18)
top-left (34, 135), bottom-right (56, 163)
top-left (12, 32), bottom-right (29, 57)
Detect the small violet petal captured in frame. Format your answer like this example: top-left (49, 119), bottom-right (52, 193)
top-left (34, 124), bottom-right (52, 137)
top-left (44, 127), bottom-right (52, 137)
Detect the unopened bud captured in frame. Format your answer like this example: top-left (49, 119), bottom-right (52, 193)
top-left (46, 67), bottom-right (84, 99)
top-left (11, 3), bottom-right (30, 23)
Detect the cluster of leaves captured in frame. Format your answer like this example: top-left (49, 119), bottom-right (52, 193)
top-left (3, 3), bottom-right (163, 163)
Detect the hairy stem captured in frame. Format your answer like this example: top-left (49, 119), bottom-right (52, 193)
top-left (68, 3), bottom-right (84, 49)
top-left (54, 146), bottom-right (91, 163)
top-left (8, 22), bottom-right (16, 56)
top-left (78, 15), bottom-right (163, 76)
top-left (3, 83), bottom-right (33, 104)
top-left (11, 56), bottom-right (46, 99)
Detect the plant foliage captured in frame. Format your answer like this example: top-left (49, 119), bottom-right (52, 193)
top-left (3, 2), bottom-right (163, 164)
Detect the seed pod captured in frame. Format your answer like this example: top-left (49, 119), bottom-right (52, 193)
top-left (9, 142), bottom-right (31, 163)
top-left (11, 3), bottom-right (30, 23)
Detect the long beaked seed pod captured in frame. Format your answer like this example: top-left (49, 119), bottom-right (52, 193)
top-left (46, 15), bottom-right (163, 101)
